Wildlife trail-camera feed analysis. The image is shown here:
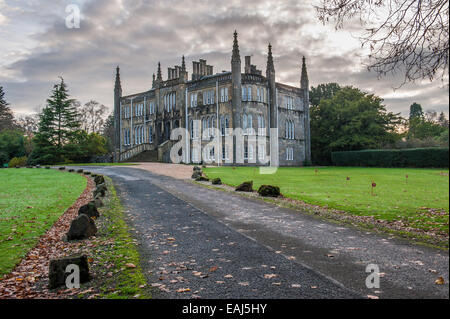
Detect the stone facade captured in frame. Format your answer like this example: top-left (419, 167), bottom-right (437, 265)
top-left (114, 31), bottom-right (311, 166)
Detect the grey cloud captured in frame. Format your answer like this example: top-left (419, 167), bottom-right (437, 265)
top-left (1, 0), bottom-right (448, 120)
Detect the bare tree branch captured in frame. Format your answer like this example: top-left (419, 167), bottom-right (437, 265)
top-left (316, 0), bottom-right (449, 86)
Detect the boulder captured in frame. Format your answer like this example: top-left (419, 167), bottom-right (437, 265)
top-left (191, 170), bottom-right (202, 179)
top-left (78, 201), bottom-right (100, 218)
top-left (76, 169), bottom-right (83, 173)
top-left (68, 169), bottom-right (74, 172)
top-left (195, 176), bottom-right (209, 182)
top-left (257, 185), bottom-right (281, 197)
top-left (48, 255), bottom-right (90, 289)
top-left (235, 181), bottom-right (253, 192)
top-left (93, 196), bottom-right (103, 208)
top-left (66, 214), bottom-right (97, 241)
top-left (93, 183), bottom-right (107, 198)
top-left (211, 178), bottom-right (222, 185)
top-left (94, 175), bottom-right (105, 185)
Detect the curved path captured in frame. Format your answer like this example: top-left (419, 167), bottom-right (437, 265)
top-left (75, 165), bottom-right (448, 299)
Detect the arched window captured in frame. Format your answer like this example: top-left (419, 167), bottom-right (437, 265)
top-left (202, 117), bottom-right (207, 139)
top-left (243, 114), bottom-right (248, 131)
top-left (220, 116), bottom-right (225, 136)
top-left (247, 114), bottom-right (253, 135)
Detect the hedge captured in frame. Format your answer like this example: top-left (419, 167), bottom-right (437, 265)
top-left (331, 148), bottom-right (449, 168)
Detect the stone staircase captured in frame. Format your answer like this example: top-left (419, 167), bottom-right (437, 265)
top-left (123, 149), bottom-right (159, 163)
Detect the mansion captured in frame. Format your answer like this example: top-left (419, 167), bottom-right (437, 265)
top-left (114, 31), bottom-right (311, 166)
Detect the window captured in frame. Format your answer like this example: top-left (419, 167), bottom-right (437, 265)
top-left (242, 87), bottom-right (247, 101)
top-left (210, 90), bottom-right (215, 104)
top-left (248, 144), bottom-right (253, 160)
top-left (222, 145), bottom-right (229, 160)
top-left (244, 145), bottom-right (248, 160)
top-left (149, 102), bottom-right (155, 114)
top-left (286, 96), bottom-right (294, 110)
top-left (286, 147), bottom-right (294, 161)
top-left (257, 115), bottom-right (265, 135)
top-left (247, 86), bottom-right (252, 101)
top-left (190, 93), bottom-right (197, 107)
top-left (149, 126), bottom-right (153, 143)
top-left (209, 147), bottom-right (215, 160)
top-left (257, 87), bottom-right (260, 102)
top-left (258, 145), bottom-right (265, 161)
top-left (224, 87), bottom-right (228, 102)
top-left (247, 114), bottom-right (253, 135)
top-left (285, 120), bottom-right (295, 139)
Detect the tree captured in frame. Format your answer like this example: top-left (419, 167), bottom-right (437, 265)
top-left (437, 111), bottom-right (449, 128)
top-left (16, 114), bottom-right (39, 155)
top-left (0, 130), bottom-right (26, 163)
top-left (0, 86), bottom-right (16, 131)
top-left (309, 83), bottom-right (341, 107)
top-left (47, 78), bottom-right (80, 150)
top-left (29, 78), bottom-right (81, 164)
top-left (409, 102), bottom-right (423, 120)
top-left (102, 113), bottom-right (115, 152)
top-left (78, 100), bottom-right (108, 134)
top-left (316, 0), bottom-right (449, 85)
top-left (310, 86), bottom-right (403, 164)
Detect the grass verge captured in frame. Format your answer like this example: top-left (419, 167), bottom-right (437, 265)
top-left (81, 176), bottom-right (150, 299)
top-left (0, 168), bottom-right (86, 276)
top-left (201, 166), bottom-right (449, 250)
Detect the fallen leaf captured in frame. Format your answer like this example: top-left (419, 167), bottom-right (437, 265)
top-left (367, 295), bottom-right (379, 299)
top-left (435, 277), bottom-right (445, 285)
top-left (176, 288), bottom-right (191, 293)
top-left (125, 263), bottom-right (136, 268)
top-left (224, 274), bottom-right (233, 278)
top-left (209, 266), bottom-right (218, 273)
top-left (264, 274), bottom-right (277, 279)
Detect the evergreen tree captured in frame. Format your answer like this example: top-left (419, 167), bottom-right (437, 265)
top-left (0, 86), bottom-right (16, 131)
top-left (409, 102), bottom-right (423, 120)
top-left (29, 78), bottom-right (81, 164)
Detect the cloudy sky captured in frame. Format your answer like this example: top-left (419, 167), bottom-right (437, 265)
top-left (0, 0), bottom-right (448, 118)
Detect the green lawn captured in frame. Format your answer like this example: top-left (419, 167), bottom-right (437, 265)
top-left (203, 166), bottom-right (449, 234)
top-left (0, 168), bottom-right (86, 276)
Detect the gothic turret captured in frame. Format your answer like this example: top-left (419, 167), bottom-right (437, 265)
top-left (300, 56), bottom-right (311, 163)
top-left (114, 66), bottom-right (122, 162)
top-left (266, 44), bottom-right (278, 166)
top-left (231, 31), bottom-right (242, 163)
top-left (157, 62), bottom-right (162, 81)
top-left (231, 31), bottom-right (242, 125)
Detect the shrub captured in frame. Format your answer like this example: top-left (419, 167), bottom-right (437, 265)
top-left (0, 151), bottom-right (9, 166)
top-left (8, 156), bottom-right (28, 168)
top-left (211, 178), bottom-right (222, 185)
top-left (331, 148), bottom-right (449, 168)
